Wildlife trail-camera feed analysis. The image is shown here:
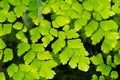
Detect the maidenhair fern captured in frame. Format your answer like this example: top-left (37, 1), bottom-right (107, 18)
top-left (0, 0), bottom-right (120, 80)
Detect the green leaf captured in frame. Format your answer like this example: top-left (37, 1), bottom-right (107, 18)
top-left (114, 54), bottom-right (120, 65)
top-left (19, 64), bottom-right (30, 72)
top-left (22, 0), bottom-right (30, 5)
top-left (39, 60), bottom-right (57, 79)
top-left (42, 4), bottom-right (51, 14)
top-left (73, 48), bottom-right (89, 56)
top-left (74, 18), bottom-right (87, 31)
top-left (39, 20), bottom-right (51, 35)
top-left (8, 0), bottom-right (21, 6)
top-left (13, 70), bottom-right (24, 80)
top-left (62, 25), bottom-right (70, 32)
top-left (107, 55), bottom-right (112, 65)
top-left (104, 31), bottom-right (119, 40)
top-left (90, 54), bottom-right (104, 65)
top-left (71, 2), bottom-right (83, 13)
top-left (39, 64), bottom-right (55, 79)
top-left (99, 8), bottom-right (115, 19)
top-left (81, 11), bottom-right (91, 20)
top-left (58, 31), bottom-right (66, 39)
top-left (0, 0), bottom-right (10, 11)
top-left (30, 27), bottom-right (41, 43)
top-left (93, 12), bottom-right (102, 21)
top-left (115, 40), bottom-right (120, 50)
top-left (99, 76), bottom-right (105, 80)
top-left (7, 11), bottom-right (16, 22)
top-left (3, 48), bottom-right (13, 62)
top-left (50, 2), bottom-right (59, 13)
top-left (78, 56), bottom-right (90, 72)
top-left (66, 29), bottom-right (79, 39)
top-left (3, 24), bottom-right (12, 34)
top-left (17, 43), bottom-right (30, 57)
top-left (91, 74), bottom-right (98, 80)
top-left (101, 38), bottom-right (117, 53)
top-left (0, 24), bottom-right (5, 36)
top-left (91, 28), bottom-right (104, 45)
top-left (52, 16), bottom-right (70, 28)
top-left (65, 0), bottom-right (72, 4)
top-left (37, 51), bottom-right (53, 60)
top-left (110, 71), bottom-right (118, 79)
top-left (0, 50), bottom-right (3, 60)
top-left (14, 4), bottom-right (27, 17)
top-left (13, 22), bottom-right (23, 30)
top-left (30, 59), bottom-right (41, 72)
top-left (112, 2), bottom-right (120, 14)
top-left (67, 39), bottom-right (83, 48)
top-left (69, 54), bottom-right (79, 68)
top-left (100, 20), bottom-right (118, 31)
top-left (0, 39), bottom-right (6, 49)
top-left (42, 34), bottom-right (54, 47)
top-left (85, 20), bottom-right (98, 37)
top-left (59, 47), bottom-right (73, 65)
top-left (58, 0), bottom-right (71, 11)
top-left (31, 43), bottom-right (44, 53)
top-left (67, 9), bottom-right (80, 19)
top-left (52, 38), bottom-right (65, 54)
top-left (0, 72), bottom-right (5, 80)
top-left (24, 50), bottom-right (36, 64)
top-left (49, 28), bottom-right (58, 37)
top-left (96, 64), bottom-right (111, 76)
top-left (0, 10), bottom-right (6, 22)
top-left (16, 30), bottom-right (28, 43)
top-left (83, 0), bottom-right (93, 11)
top-left (7, 63), bottom-right (18, 78)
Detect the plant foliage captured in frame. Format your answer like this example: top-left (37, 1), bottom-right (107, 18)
top-left (0, 0), bottom-right (120, 80)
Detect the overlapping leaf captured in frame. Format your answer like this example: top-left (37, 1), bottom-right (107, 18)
top-left (17, 42), bottom-right (30, 57)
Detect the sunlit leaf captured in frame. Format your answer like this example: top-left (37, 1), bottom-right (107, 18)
top-left (30, 27), bottom-right (41, 43)
top-left (114, 54), bottom-right (120, 65)
top-left (67, 39), bottom-right (83, 49)
top-left (13, 70), bottom-right (24, 80)
top-left (3, 48), bottom-right (13, 62)
top-left (42, 34), bottom-right (54, 47)
top-left (78, 56), bottom-right (90, 72)
top-left (37, 51), bottom-right (53, 60)
top-left (96, 64), bottom-right (111, 76)
top-left (59, 47), bottom-right (73, 65)
top-left (101, 38), bottom-right (117, 53)
top-left (66, 29), bottom-right (79, 39)
top-left (3, 24), bottom-right (12, 34)
top-left (91, 28), bottom-right (104, 45)
top-left (14, 4), bottom-right (27, 17)
top-left (85, 20), bottom-right (98, 37)
top-left (24, 50), bottom-right (36, 64)
top-left (100, 20), bottom-right (118, 31)
top-left (110, 71), bottom-right (118, 79)
top-left (107, 55), bottom-right (112, 65)
top-left (0, 39), bottom-right (6, 49)
top-left (52, 16), bottom-right (70, 28)
top-left (90, 54), bottom-right (104, 65)
top-left (17, 43), bottom-right (30, 57)
top-left (31, 43), bottom-right (45, 53)
top-left (49, 28), bottom-right (58, 37)
top-left (52, 38), bottom-right (65, 54)
top-left (0, 72), bottom-right (5, 80)
top-left (7, 63), bottom-right (18, 77)
top-left (13, 22), bottom-right (23, 30)
top-left (7, 11), bottom-right (16, 22)
top-left (39, 20), bottom-right (51, 35)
